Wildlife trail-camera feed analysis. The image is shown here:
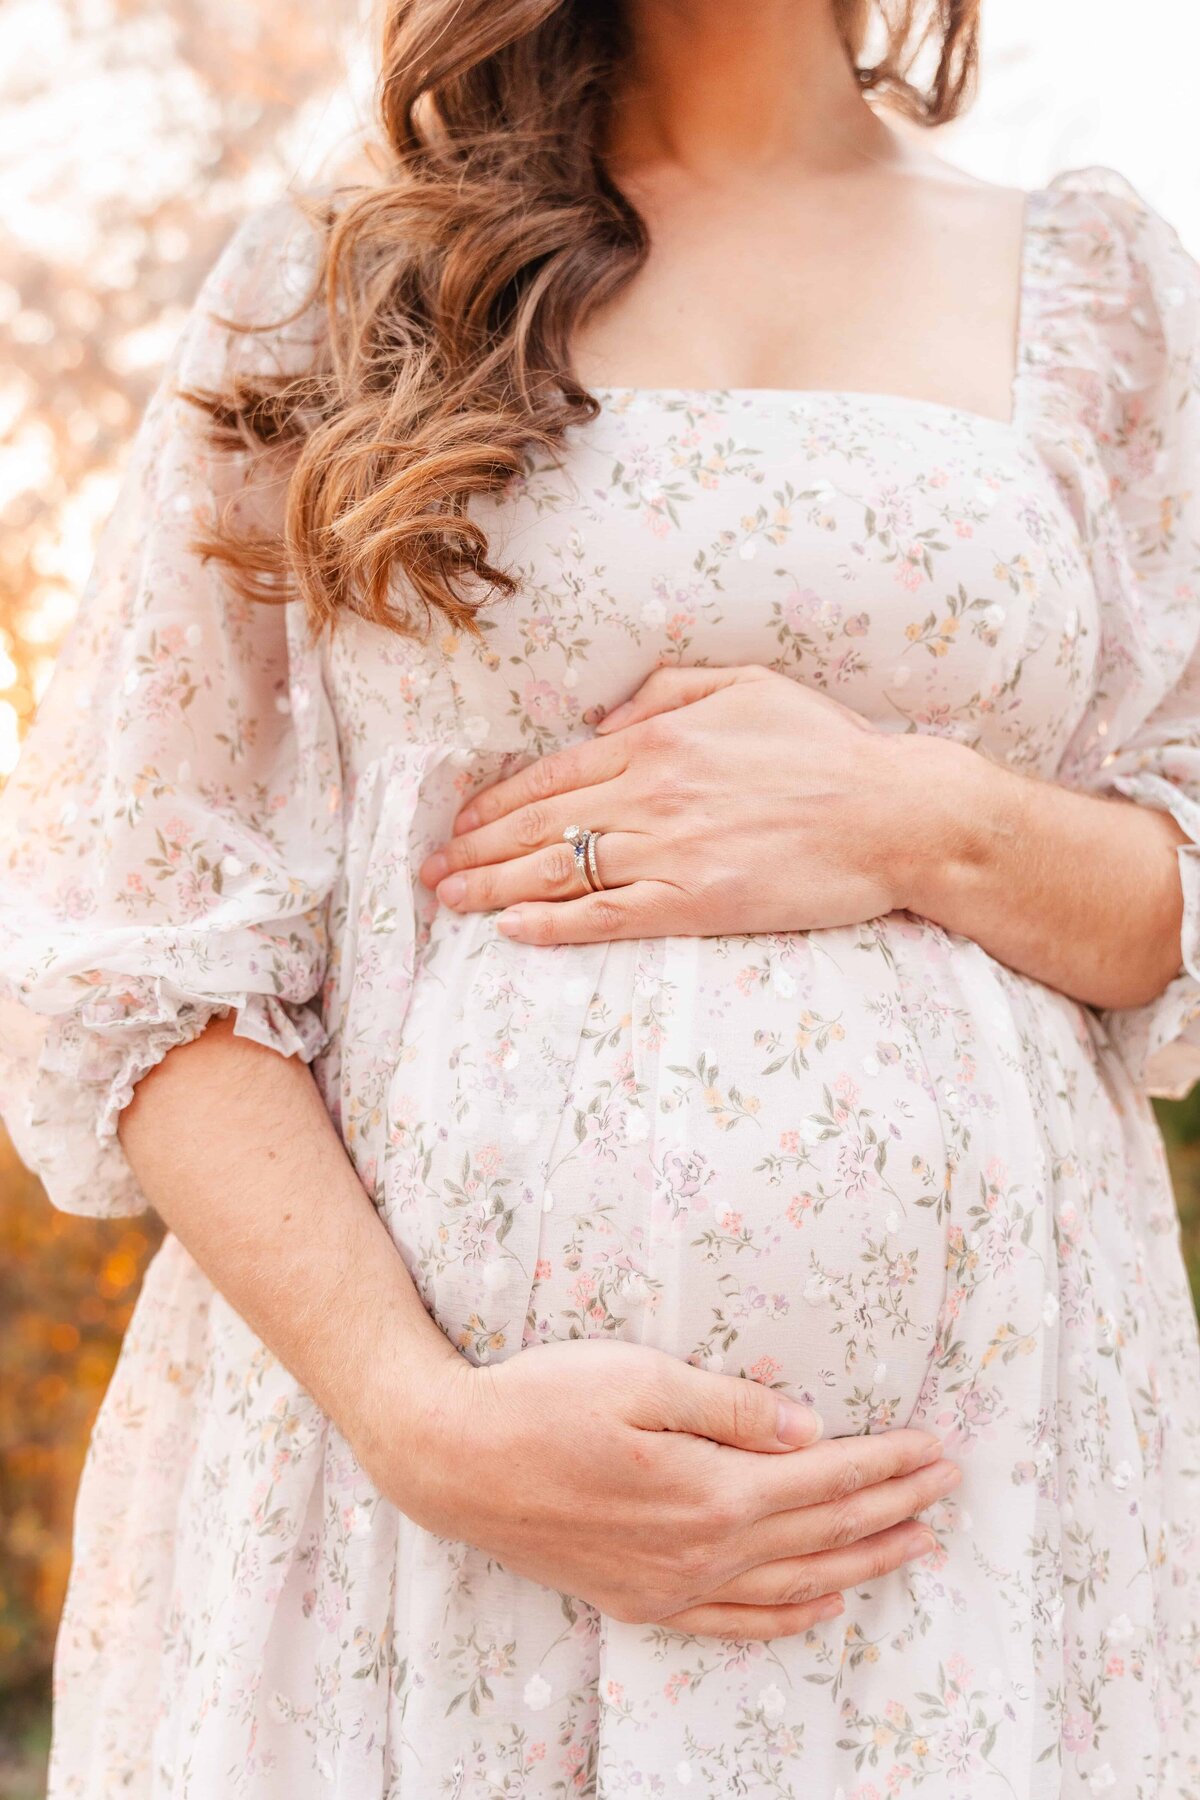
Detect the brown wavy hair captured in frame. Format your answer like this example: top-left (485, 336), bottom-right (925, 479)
top-left (190, 0), bottom-right (981, 640)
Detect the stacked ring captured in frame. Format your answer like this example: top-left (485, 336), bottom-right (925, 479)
top-left (563, 824), bottom-right (606, 894)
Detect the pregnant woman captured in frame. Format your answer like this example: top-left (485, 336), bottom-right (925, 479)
top-left (2, 0), bottom-right (1199, 1794)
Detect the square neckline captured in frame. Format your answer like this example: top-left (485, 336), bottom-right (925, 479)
top-left (583, 183), bottom-right (1044, 440)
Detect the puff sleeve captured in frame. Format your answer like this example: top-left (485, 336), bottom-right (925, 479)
top-left (1045, 172), bottom-right (1200, 1097)
top-left (0, 199), bottom-right (344, 1215)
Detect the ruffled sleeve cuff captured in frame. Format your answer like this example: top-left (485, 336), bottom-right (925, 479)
top-left (1096, 774), bottom-right (1200, 1099)
top-left (0, 980), bottom-right (328, 1218)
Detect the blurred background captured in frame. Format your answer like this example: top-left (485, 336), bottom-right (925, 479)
top-left (1, 3), bottom-right (1198, 1794)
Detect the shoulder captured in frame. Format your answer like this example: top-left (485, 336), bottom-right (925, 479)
top-left (176, 189), bottom-right (334, 390)
top-left (1030, 165), bottom-right (1199, 357)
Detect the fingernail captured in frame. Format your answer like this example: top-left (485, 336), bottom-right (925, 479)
top-left (597, 702), bottom-right (632, 733)
top-left (907, 1528), bottom-right (937, 1558)
top-left (438, 874), bottom-right (466, 907)
top-left (817, 1594), bottom-right (844, 1621)
top-left (932, 1462), bottom-right (962, 1491)
top-left (776, 1401), bottom-right (824, 1448)
top-left (455, 806), bottom-right (478, 833)
top-left (497, 908), bottom-right (524, 937)
top-left (916, 1436), bottom-right (945, 1465)
top-left (423, 852), bottom-right (448, 885)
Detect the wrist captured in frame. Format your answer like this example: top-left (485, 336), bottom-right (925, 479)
top-left (881, 733), bottom-right (1021, 923)
top-left (349, 1320), bottom-right (472, 1506)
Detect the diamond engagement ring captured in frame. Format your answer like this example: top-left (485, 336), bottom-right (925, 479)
top-left (563, 824), bottom-right (606, 894)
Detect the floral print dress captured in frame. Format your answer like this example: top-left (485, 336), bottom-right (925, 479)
top-left (1, 165), bottom-right (1199, 1800)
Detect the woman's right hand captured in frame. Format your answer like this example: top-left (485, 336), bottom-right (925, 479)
top-left (374, 1338), bottom-right (959, 1641)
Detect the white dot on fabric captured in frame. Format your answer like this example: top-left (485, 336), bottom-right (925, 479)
top-left (221, 855), bottom-right (243, 877)
top-left (892, 665), bottom-right (911, 688)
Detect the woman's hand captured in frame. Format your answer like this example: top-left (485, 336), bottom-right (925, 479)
top-left (377, 1339), bottom-right (959, 1642)
top-left (418, 664), bottom-right (943, 944)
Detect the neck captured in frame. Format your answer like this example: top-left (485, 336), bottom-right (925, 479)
top-left (610, 0), bottom-right (894, 178)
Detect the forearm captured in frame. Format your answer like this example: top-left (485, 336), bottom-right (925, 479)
top-left (116, 1010), bottom-right (461, 1490)
top-left (896, 737), bottom-right (1188, 1009)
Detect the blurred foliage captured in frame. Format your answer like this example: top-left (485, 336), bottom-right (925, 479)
top-left (1, 5), bottom-right (1199, 1798)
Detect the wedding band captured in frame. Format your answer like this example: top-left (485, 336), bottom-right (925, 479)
top-left (586, 829), bottom-right (604, 892)
top-left (563, 824), bottom-right (606, 894)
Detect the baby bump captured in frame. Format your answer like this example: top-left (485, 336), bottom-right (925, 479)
top-left (369, 906), bottom-right (1081, 1436)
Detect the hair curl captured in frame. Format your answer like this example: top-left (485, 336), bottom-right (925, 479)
top-left (189, 0), bottom-right (981, 639)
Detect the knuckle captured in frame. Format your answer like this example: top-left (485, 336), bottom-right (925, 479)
top-left (543, 845), bottom-right (578, 889)
top-left (871, 1538), bottom-right (903, 1578)
top-left (731, 1378), bottom-right (770, 1443)
top-left (825, 1497), bottom-right (865, 1549)
top-left (675, 1530), bottom-right (721, 1582)
top-left (526, 754), bottom-right (564, 802)
top-left (588, 896), bottom-right (626, 935)
top-left (472, 866), bottom-right (497, 908)
top-left (826, 1451), bottom-right (868, 1503)
top-left (524, 909), bottom-right (557, 946)
top-left (779, 1569), bottom-right (818, 1607)
top-left (515, 804), bottom-right (549, 848)
top-left (698, 1494), bottom-right (739, 1543)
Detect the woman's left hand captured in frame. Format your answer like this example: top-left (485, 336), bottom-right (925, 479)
top-left (418, 664), bottom-right (963, 944)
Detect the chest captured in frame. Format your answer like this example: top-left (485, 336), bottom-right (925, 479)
top-left (326, 391), bottom-right (1098, 784)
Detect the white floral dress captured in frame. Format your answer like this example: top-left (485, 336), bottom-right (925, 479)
top-left (2, 165), bottom-right (1199, 1800)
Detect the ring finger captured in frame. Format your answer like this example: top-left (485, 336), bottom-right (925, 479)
top-left (435, 830), bottom-right (647, 912)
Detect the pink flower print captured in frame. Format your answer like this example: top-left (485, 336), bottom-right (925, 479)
top-left (124, 870), bottom-right (145, 894)
top-left (844, 611), bottom-right (870, 636)
top-left (749, 1354), bottom-right (782, 1384)
top-left (896, 553), bottom-right (926, 591)
top-left (568, 1273), bottom-right (597, 1308)
top-left (779, 1130), bottom-right (800, 1153)
top-left (152, 623), bottom-right (183, 660)
top-left (833, 1072), bottom-right (860, 1107)
top-left (1063, 1713), bottom-right (1094, 1753)
top-left (523, 679), bottom-right (563, 724)
top-left (954, 519), bottom-right (974, 538)
top-left (786, 1193), bottom-right (814, 1227)
top-left (176, 868), bottom-right (218, 919)
top-left (870, 486), bottom-right (914, 535)
top-left (666, 611), bottom-right (695, 643)
top-left (945, 1651), bottom-right (973, 1692)
top-left (475, 1142), bottom-right (501, 1176)
top-left (54, 881), bottom-right (96, 921)
top-left (534, 1259), bottom-right (552, 1282)
top-left (664, 1670), bottom-right (692, 1704)
top-left (718, 1209), bottom-right (744, 1234)
top-left (657, 1147), bottom-right (712, 1216)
